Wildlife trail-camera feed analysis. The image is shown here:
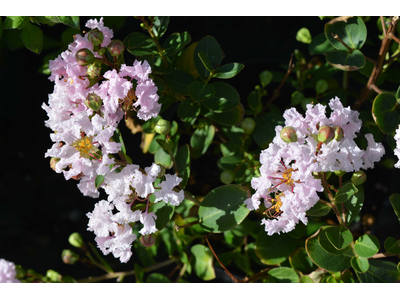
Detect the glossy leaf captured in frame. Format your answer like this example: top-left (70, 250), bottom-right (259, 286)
top-left (325, 16), bottom-right (367, 50)
top-left (175, 144), bottom-right (190, 189)
top-left (202, 82), bottom-right (240, 112)
top-left (150, 200), bottom-right (175, 231)
top-left (57, 16), bottom-right (80, 30)
top-left (20, 23), bottom-right (43, 54)
top-left (384, 237), bottom-right (400, 255)
top-left (177, 98), bottom-right (201, 123)
top-left (3, 16), bottom-right (30, 29)
top-left (190, 124), bottom-right (215, 158)
top-left (163, 32), bottom-right (191, 56)
top-left (296, 27), bottom-right (312, 44)
top-left (214, 63), bottom-right (245, 79)
top-left (335, 182), bottom-right (358, 204)
top-left (309, 32), bottom-right (335, 55)
top-left (165, 70), bottom-right (195, 96)
top-left (231, 218), bottom-right (255, 237)
top-left (326, 49), bottom-right (366, 71)
top-left (188, 81), bottom-right (215, 102)
top-left (267, 267), bottom-right (300, 283)
top-left (354, 234), bottom-right (380, 258)
top-left (372, 93), bottom-right (399, 134)
top-left (154, 146), bottom-right (172, 169)
top-left (389, 193), bottom-right (400, 221)
top-left (253, 112), bottom-right (285, 148)
top-left (198, 52), bottom-right (213, 72)
top-left (351, 256), bottom-right (369, 273)
top-left (318, 227), bottom-right (352, 255)
top-left (316, 79), bottom-right (328, 94)
top-left (198, 185), bottom-right (250, 233)
top-left (325, 226), bottom-right (353, 250)
top-left (152, 16), bottom-right (169, 38)
top-left (356, 260), bottom-right (400, 283)
top-left (255, 231), bottom-right (297, 265)
top-left (124, 32), bottom-right (157, 56)
top-left (175, 42), bottom-right (199, 78)
top-left (205, 104), bottom-right (244, 126)
top-left (289, 247), bottom-right (315, 274)
top-left (94, 175), bottom-right (105, 189)
top-left (194, 35), bottom-right (223, 80)
top-left (191, 245), bottom-right (216, 281)
top-left (337, 184), bottom-right (364, 225)
top-left (291, 91), bottom-right (304, 106)
top-left (306, 200), bottom-right (332, 217)
top-left (147, 273), bottom-right (171, 283)
top-left (299, 275), bottom-right (314, 283)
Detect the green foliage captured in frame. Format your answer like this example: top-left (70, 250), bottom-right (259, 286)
top-left (191, 245), bottom-right (216, 281)
top-left (255, 231), bottom-right (297, 265)
top-left (354, 234), bottom-right (380, 258)
top-left (372, 93), bottom-right (399, 134)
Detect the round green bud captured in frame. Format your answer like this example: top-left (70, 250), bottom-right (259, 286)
top-left (50, 157), bottom-right (60, 171)
top-left (318, 125), bottom-right (335, 143)
top-left (85, 93), bottom-right (103, 112)
top-left (334, 170), bottom-right (346, 178)
top-left (332, 126), bottom-right (344, 141)
top-left (220, 170), bottom-right (235, 184)
top-left (61, 249), bottom-right (80, 265)
top-left (87, 28), bottom-right (104, 46)
top-left (46, 270), bottom-right (62, 282)
top-left (86, 62), bottom-right (102, 79)
top-left (140, 234), bottom-right (157, 247)
top-left (155, 119), bottom-right (171, 135)
top-left (351, 171), bottom-right (367, 185)
top-left (280, 126), bottom-right (298, 143)
top-left (240, 117), bottom-right (256, 134)
top-left (68, 232), bottom-right (84, 248)
top-left (98, 47), bottom-right (106, 56)
top-left (108, 40), bottom-right (125, 57)
top-left (75, 48), bottom-right (95, 66)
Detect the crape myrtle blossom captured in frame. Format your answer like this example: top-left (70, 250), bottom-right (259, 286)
top-left (393, 125), bottom-right (400, 168)
top-left (246, 97), bottom-right (385, 235)
top-left (0, 259), bottom-right (20, 283)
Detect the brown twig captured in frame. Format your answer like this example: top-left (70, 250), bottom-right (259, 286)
top-left (370, 252), bottom-right (399, 259)
top-left (204, 235), bottom-right (242, 283)
top-left (331, 33), bottom-right (353, 52)
top-left (174, 220), bottom-right (200, 231)
top-left (389, 32), bottom-right (400, 45)
top-left (380, 16), bottom-right (387, 38)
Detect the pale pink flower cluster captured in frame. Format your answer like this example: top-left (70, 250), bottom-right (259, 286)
top-left (393, 126), bottom-right (400, 168)
top-left (0, 259), bottom-right (20, 283)
top-left (246, 97), bottom-right (385, 235)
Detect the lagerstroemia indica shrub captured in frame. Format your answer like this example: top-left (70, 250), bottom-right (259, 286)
top-left (2, 16), bottom-right (400, 283)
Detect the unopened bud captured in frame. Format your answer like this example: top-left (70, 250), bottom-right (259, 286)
top-left (87, 28), bottom-right (104, 46)
top-left (318, 125), bottom-right (335, 143)
top-left (75, 48), bottom-right (95, 66)
top-left (280, 126), bottom-right (298, 143)
top-left (62, 249), bottom-right (80, 265)
top-left (155, 119), bottom-right (171, 135)
top-left (46, 270), bottom-right (62, 282)
top-left (241, 117), bottom-right (256, 134)
top-left (86, 62), bottom-right (102, 79)
top-left (85, 93), bottom-right (103, 112)
top-left (334, 170), bottom-right (346, 178)
top-left (140, 234), bottom-right (157, 247)
top-left (332, 126), bottom-right (344, 141)
top-left (351, 171), bottom-right (366, 185)
top-left (98, 47), bottom-right (106, 56)
top-left (50, 157), bottom-right (60, 171)
top-left (68, 232), bottom-right (84, 248)
top-left (220, 170), bottom-right (235, 184)
top-left (108, 40), bottom-right (125, 57)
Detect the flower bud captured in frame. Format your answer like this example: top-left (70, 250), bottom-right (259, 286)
top-left (220, 170), bottom-right (235, 184)
top-left (351, 171), bottom-right (366, 185)
top-left (75, 48), bottom-right (95, 66)
top-left (155, 119), bottom-right (171, 135)
top-left (318, 125), bottom-right (335, 143)
top-left (85, 93), bottom-right (103, 112)
top-left (46, 270), bottom-right (62, 282)
top-left (87, 28), bottom-right (104, 46)
top-left (334, 170), bottom-right (346, 178)
top-left (62, 249), bottom-right (80, 265)
top-left (50, 157), bottom-right (60, 171)
top-left (98, 47), bottom-right (106, 56)
top-left (68, 232), bottom-right (84, 248)
top-left (280, 126), bottom-right (298, 143)
top-left (108, 40), bottom-right (125, 57)
top-left (332, 126), bottom-right (344, 141)
top-left (86, 62), bottom-right (102, 79)
top-left (241, 117), bottom-right (256, 134)
top-left (140, 234), bottom-right (157, 247)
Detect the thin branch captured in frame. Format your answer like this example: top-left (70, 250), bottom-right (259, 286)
top-left (370, 84), bottom-right (383, 94)
top-left (380, 16), bottom-right (387, 38)
top-left (389, 32), bottom-right (400, 45)
top-left (175, 220), bottom-right (200, 231)
top-left (386, 51), bottom-right (400, 65)
top-left (331, 33), bottom-right (353, 52)
top-left (370, 252), bottom-right (398, 259)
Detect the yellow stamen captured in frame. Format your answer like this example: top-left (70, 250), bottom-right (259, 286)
top-left (72, 136), bottom-right (99, 159)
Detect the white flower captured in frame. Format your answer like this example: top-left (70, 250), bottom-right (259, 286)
top-left (0, 259), bottom-right (20, 283)
top-left (154, 174), bottom-right (184, 206)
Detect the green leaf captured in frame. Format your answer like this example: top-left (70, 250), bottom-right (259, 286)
top-left (165, 70), bottom-right (194, 96)
top-left (289, 248), bottom-right (315, 274)
top-left (354, 234), bottom-right (380, 258)
top-left (384, 237), bottom-right (400, 255)
top-left (306, 229), bottom-right (352, 272)
top-left (291, 91), bottom-right (304, 106)
top-left (267, 267), bottom-right (300, 283)
top-left (190, 124), bottom-right (215, 158)
top-left (194, 35), bottom-right (223, 80)
top-left (351, 256), bottom-right (369, 273)
top-left (56, 16), bottom-right (80, 30)
top-left (219, 155), bottom-right (243, 171)
top-left (147, 273), bottom-right (171, 283)
top-left (20, 23), bottom-right (43, 54)
top-left (315, 79), bottom-right (328, 94)
top-left (396, 85), bottom-right (400, 103)
top-left (188, 81), bottom-right (215, 102)
top-left (134, 263), bottom-right (144, 283)
top-left (255, 231), bottom-right (297, 265)
top-left (389, 193), bottom-right (400, 222)
top-left (326, 49), bottom-right (366, 71)
top-left (3, 16), bottom-right (30, 29)
top-left (154, 146), bottom-right (172, 169)
top-left (325, 16), bottom-right (367, 50)
top-left (372, 93), bottom-right (399, 134)
top-left (337, 184), bottom-right (364, 225)
top-left (152, 16), bottom-right (169, 38)
top-left (253, 112), bottom-right (285, 148)
top-left (150, 200), bottom-right (175, 231)
top-left (197, 52), bottom-right (213, 72)
top-left (318, 227), bottom-right (352, 255)
top-left (204, 104), bottom-right (244, 126)
top-left (306, 200), bottom-right (332, 217)
top-left (259, 70), bottom-right (273, 86)
top-left (356, 260), bottom-right (400, 283)
top-left (177, 98), bottom-right (201, 123)
top-left (309, 32), bottom-right (335, 55)
top-left (31, 16), bottom-right (61, 26)
top-left (202, 82), bottom-right (240, 112)
top-left (296, 27), bottom-right (312, 44)
top-left (231, 218), bottom-right (255, 237)
top-left (94, 175), bottom-right (105, 189)
top-left (335, 182), bottom-right (358, 204)
top-left (175, 144), bottom-right (190, 189)
top-left (213, 63), bottom-right (245, 79)
top-left (191, 245), bottom-right (216, 281)
top-left (198, 185), bottom-right (250, 233)
top-left (299, 275), bottom-right (314, 283)
top-left (325, 226), bottom-right (353, 250)
top-left (124, 32), bottom-right (157, 56)
top-left (163, 32), bottom-right (191, 56)
top-left (112, 128), bottom-right (132, 163)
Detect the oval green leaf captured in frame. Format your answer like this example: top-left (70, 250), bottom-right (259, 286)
top-left (147, 273), bottom-right (171, 283)
top-left (177, 98), bottom-right (201, 122)
top-left (214, 63), bottom-right (245, 79)
top-left (194, 35), bottom-right (223, 80)
top-left (326, 49), bottom-right (366, 71)
top-left (202, 82), bottom-right (240, 112)
top-left (337, 184), bottom-right (364, 225)
top-left (152, 16), bottom-right (169, 38)
top-left (306, 200), bottom-right (332, 217)
top-left (389, 193), bottom-right (400, 222)
top-left (253, 112), bottom-right (285, 148)
top-left (255, 231), bottom-right (298, 265)
top-left (175, 144), bottom-right (190, 189)
top-left (351, 256), bottom-right (369, 273)
top-left (188, 81), bottom-right (215, 102)
top-left (309, 32), bottom-right (335, 55)
top-left (318, 227), bottom-right (353, 255)
top-left (356, 260), bottom-right (400, 283)
top-left (198, 184), bottom-right (250, 233)
top-left (204, 104), bottom-right (244, 126)
top-left (20, 23), bottom-right (43, 54)
top-left (325, 16), bottom-right (367, 50)
top-left (163, 32), bottom-right (191, 57)
top-left (267, 267), bottom-right (300, 283)
top-left (165, 70), bottom-right (194, 96)
top-left (289, 247), bottom-right (315, 274)
top-left (150, 200), bottom-right (175, 231)
top-left (124, 32), bottom-right (157, 56)
top-left (384, 237), bottom-right (400, 255)
top-left (354, 234), bottom-right (380, 258)
top-left (190, 244), bottom-right (216, 281)
top-left (198, 51), bottom-right (213, 72)
top-left (335, 182), bottom-right (358, 204)
top-left (372, 93), bottom-right (399, 134)
top-left (325, 226), bottom-right (353, 250)
top-left (299, 275), bottom-right (314, 283)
